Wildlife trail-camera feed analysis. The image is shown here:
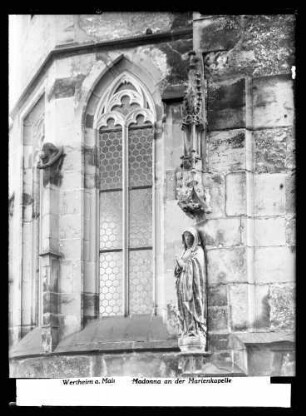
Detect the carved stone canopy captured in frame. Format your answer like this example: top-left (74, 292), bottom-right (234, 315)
top-left (176, 51), bottom-right (211, 220)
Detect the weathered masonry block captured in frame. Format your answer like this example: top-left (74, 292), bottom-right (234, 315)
top-left (47, 76), bottom-right (86, 100)
top-left (202, 173), bottom-right (226, 218)
top-left (207, 129), bottom-right (247, 173)
top-left (228, 283), bottom-right (249, 331)
top-left (203, 218), bottom-right (242, 248)
top-left (207, 247), bottom-right (247, 284)
top-left (254, 173), bottom-right (286, 216)
top-left (225, 172), bottom-right (247, 216)
top-left (269, 284), bottom-right (295, 330)
top-left (252, 75), bottom-right (294, 129)
top-left (194, 15), bottom-right (242, 53)
top-left (208, 307), bottom-right (229, 332)
top-left (253, 217), bottom-right (286, 246)
top-left (207, 78), bottom-right (247, 131)
top-left (195, 15), bottom-right (295, 79)
top-left (254, 246), bottom-right (295, 284)
top-left (208, 285), bottom-right (228, 307)
top-left (254, 127), bottom-right (293, 174)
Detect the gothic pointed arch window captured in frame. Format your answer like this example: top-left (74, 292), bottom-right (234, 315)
top-left (95, 73), bottom-right (156, 317)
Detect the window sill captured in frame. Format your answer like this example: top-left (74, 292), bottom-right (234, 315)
top-left (56, 315), bottom-right (178, 354)
top-left (9, 316), bottom-right (179, 358)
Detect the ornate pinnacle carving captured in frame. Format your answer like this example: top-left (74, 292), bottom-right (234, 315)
top-left (182, 51), bottom-right (205, 132)
top-left (176, 51), bottom-right (211, 220)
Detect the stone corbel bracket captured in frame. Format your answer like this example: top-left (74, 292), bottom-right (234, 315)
top-left (176, 168), bottom-right (211, 220)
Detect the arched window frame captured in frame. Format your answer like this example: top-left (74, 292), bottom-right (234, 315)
top-left (93, 71), bottom-right (157, 317)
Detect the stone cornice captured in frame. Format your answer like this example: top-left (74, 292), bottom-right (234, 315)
top-left (10, 27), bottom-right (193, 120)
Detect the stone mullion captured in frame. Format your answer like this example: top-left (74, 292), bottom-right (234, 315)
top-left (153, 118), bottom-right (165, 318)
top-left (151, 124), bottom-right (157, 314)
top-left (123, 123), bottom-right (129, 316)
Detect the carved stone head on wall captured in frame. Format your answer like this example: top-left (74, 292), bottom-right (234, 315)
top-left (37, 143), bottom-right (64, 186)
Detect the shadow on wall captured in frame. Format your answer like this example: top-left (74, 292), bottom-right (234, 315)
top-left (253, 294), bottom-right (271, 330)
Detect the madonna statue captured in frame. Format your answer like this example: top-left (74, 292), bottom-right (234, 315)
top-left (175, 227), bottom-right (207, 351)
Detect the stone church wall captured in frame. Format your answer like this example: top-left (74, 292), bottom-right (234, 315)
top-left (195, 14), bottom-right (295, 374)
top-left (9, 13), bottom-right (295, 377)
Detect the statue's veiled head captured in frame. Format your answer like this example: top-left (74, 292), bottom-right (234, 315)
top-left (183, 231), bottom-right (194, 248)
top-left (182, 227), bottom-right (200, 250)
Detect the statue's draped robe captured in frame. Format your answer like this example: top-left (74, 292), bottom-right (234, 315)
top-left (175, 227), bottom-right (207, 337)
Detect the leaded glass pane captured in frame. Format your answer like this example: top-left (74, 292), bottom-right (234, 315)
top-left (129, 188), bottom-right (152, 248)
top-left (99, 129), bottom-right (122, 190)
top-left (98, 77), bottom-right (155, 318)
top-left (128, 126), bottom-right (153, 188)
top-left (100, 251), bottom-right (123, 317)
top-left (100, 191), bottom-right (123, 250)
top-left (129, 249), bottom-right (153, 315)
